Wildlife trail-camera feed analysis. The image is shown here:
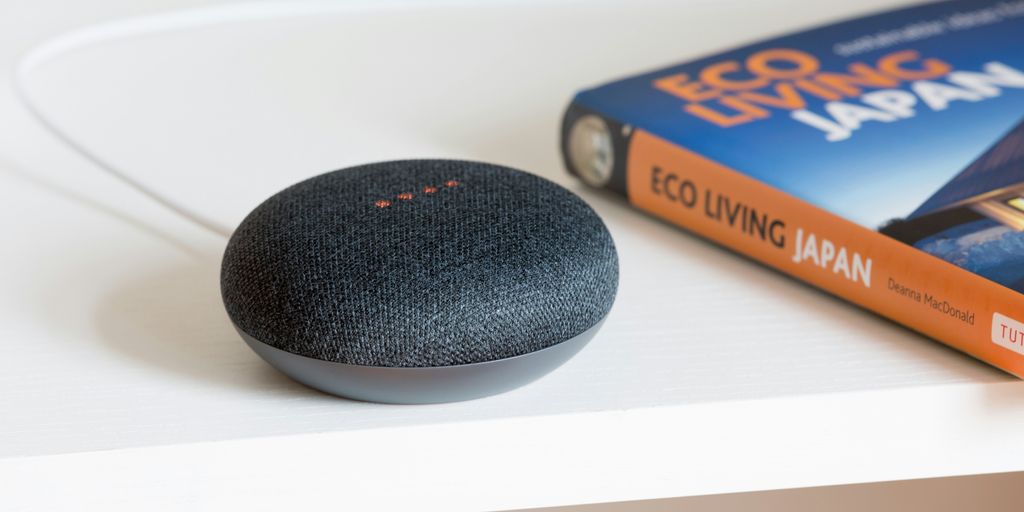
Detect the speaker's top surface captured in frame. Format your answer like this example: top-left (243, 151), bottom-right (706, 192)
top-left (221, 160), bottom-right (618, 368)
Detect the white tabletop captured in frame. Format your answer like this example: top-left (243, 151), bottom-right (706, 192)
top-left (3, 1), bottom-right (1023, 510)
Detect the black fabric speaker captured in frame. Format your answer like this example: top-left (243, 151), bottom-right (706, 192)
top-left (221, 159), bottom-right (618, 403)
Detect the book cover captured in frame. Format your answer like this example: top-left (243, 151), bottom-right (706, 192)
top-left (560, 0), bottom-right (1024, 376)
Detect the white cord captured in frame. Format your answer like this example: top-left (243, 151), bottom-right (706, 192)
top-left (12, 0), bottom-right (431, 240)
top-left (13, 70), bottom-right (234, 238)
top-left (9, 8), bottom-right (274, 239)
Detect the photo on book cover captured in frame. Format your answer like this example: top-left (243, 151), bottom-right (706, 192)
top-left (881, 119), bottom-right (1024, 293)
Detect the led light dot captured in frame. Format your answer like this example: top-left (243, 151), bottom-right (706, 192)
top-left (374, 179), bottom-right (459, 206)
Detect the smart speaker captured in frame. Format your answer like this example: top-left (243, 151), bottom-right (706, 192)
top-left (221, 160), bottom-right (618, 403)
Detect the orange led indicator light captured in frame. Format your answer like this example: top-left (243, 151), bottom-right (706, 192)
top-left (373, 179), bottom-right (460, 207)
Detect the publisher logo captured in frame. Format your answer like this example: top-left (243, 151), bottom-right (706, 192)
top-left (992, 313), bottom-right (1024, 356)
top-left (567, 115), bottom-right (614, 188)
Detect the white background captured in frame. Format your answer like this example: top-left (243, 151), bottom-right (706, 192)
top-left (2, 0), bottom-right (1023, 510)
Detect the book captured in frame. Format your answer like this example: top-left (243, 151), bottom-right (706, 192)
top-left (560, 0), bottom-right (1024, 376)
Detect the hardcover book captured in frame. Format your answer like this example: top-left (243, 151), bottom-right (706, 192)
top-left (561, 0), bottom-right (1024, 376)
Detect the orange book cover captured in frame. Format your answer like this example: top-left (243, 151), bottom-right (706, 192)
top-left (560, 0), bottom-right (1024, 376)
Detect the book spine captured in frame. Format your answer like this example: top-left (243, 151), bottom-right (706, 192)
top-left (561, 102), bottom-right (1024, 377)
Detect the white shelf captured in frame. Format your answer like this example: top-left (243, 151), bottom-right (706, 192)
top-left (3, 0), bottom-right (1023, 510)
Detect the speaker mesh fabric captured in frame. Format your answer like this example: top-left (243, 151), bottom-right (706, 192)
top-left (221, 160), bottom-right (618, 367)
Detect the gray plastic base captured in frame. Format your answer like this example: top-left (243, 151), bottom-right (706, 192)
top-left (235, 319), bottom-right (605, 404)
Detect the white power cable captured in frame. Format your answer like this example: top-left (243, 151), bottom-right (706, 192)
top-left (12, 0), bottom-right (435, 239)
top-left (14, 57), bottom-right (234, 238)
